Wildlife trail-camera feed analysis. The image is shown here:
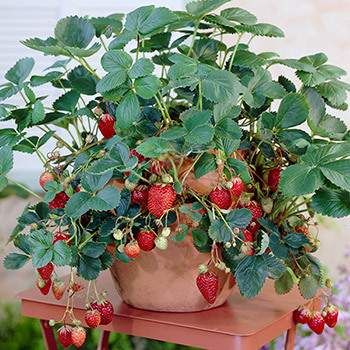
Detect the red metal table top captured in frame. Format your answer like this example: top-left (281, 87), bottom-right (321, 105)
top-left (19, 272), bottom-right (305, 349)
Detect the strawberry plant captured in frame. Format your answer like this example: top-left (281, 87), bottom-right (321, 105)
top-left (1, 0), bottom-right (349, 341)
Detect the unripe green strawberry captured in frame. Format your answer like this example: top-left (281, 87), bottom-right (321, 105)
top-left (155, 236), bottom-right (168, 250)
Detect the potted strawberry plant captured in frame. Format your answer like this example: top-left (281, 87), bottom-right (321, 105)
top-left (1, 0), bottom-right (349, 347)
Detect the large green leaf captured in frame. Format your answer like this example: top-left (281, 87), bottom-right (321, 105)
top-left (53, 90), bottom-right (80, 112)
top-left (298, 275), bottom-right (319, 299)
top-left (277, 93), bottom-right (309, 128)
top-left (320, 160), bottom-right (350, 192)
top-left (55, 16), bottom-right (95, 48)
top-left (194, 153), bottom-right (216, 178)
top-left (5, 58), bottom-right (35, 85)
top-left (235, 23), bottom-right (284, 38)
top-left (81, 170), bottom-right (113, 192)
top-left (81, 242), bottom-right (106, 258)
top-left (78, 254), bottom-right (101, 280)
top-left (220, 7), bottom-right (257, 25)
top-left (136, 137), bottom-right (173, 157)
top-left (0, 84), bottom-right (20, 102)
top-left (311, 188), bottom-right (350, 218)
top-left (227, 158), bottom-right (252, 183)
top-left (135, 75), bottom-right (161, 99)
top-left (129, 58), bottom-right (154, 79)
top-left (0, 145), bottom-right (13, 175)
top-left (65, 192), bottom-right (93, 218)
top-left (31, 100), bottom-right (46, 124)
top-left (316, 80), bottom-right (348, 109)
top-left (115, 91), bottom-right (141, 130)
top-left (3, 253), bottom-right (29, 270)
top-left (227, 208), bottom-right (252, 228)
top-left (101, 50), bottom-right (133, 72)
top-left (96, 70), bottom-right (127, 93)
top-left (89, 186), bottom-right (121, 211)
top-left (67, 66), bottom-right (97, 95)
top-left (52, 241), bottom-right (71, 266)
top-left (208, 219), bottom-right (231, 243)
top-left (186, 0), bottom-right (230, 18)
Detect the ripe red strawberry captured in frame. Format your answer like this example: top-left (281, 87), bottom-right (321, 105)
top-left (295, 226), bottom-right (309, 235)
top-left (247, 221), bottom-right (260, 235)
top-left (39, 171), bottom-right (55, 189)
top-left (293, 307), bottom-right (310, 324)
top-left (267, 167), bottom-right (281, 192)
top-left (136, 230), bottom-right (156, 251)
top-left (71, 326), bottom-right (86, 348)
top-left (91, 300), bottom-right (114, 325)
top-left (124, 241), bottom-right (141, 258)
top-left (308, 311), bottom-right (325, 334)
top-left (209, 187), bottom-right (232, 210)
top-left (131, 185), bottom-right (149, 208)
top-left (196, 271), bottom-right (219, 304)
top-left (36, 277), bottom-right (52, 295)
top-left (230, 176), bottom-right (245, 197)
top-left (322, 304), bottom-right (339, 328)
top-left (130, 149), bottom-right (146, 163)
top-left (85, 309), bottom-right (101, 328)
top-left (49, 192), bottom-right (70, 210)
top-left (147, 184), bottom-right (176, 218)
top-left (52, 279), bottom-right (65, 300)
top-left (243, 229), bottom-right (254, 242)
top-left (244, 201), bottom-right (263, 220)
top-left (53, 231), bottom-right (70, 244)
top-left (150, 160), bottom-right (165, 175)
top-left (57, 325), bottom-right (73, 348)
top-left (37, 262), bottom-right (54, 280)
top-left (98, 113), bottom-right (116, 139)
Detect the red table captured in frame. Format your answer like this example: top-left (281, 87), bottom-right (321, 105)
top-left (19, 272), bottom-right (309, 350)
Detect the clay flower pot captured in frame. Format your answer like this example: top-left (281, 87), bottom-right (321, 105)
top-left (110, 235), bottom-right (235, 312)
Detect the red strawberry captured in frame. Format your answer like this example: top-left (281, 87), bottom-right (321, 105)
top-left (52, 279), bottom-right (65, 300)
top-left (36, 277), bottom-right (52, 295)
top-left (85, 309), bottom-right (101, 328)
top-left (308, 311), bottom-right (325, 334)
top-left (131, 185), bottom-right (149, 208)
top-left (39, 171), bottom-right (55, 189)
top-left (136, 231), bottom-right (156, 251)
top-left (230, 176), bottom-right (245, 197)
top-left (209, 187), bottom-right (232, 210)
top-left (57, 325), bottom-right (73, 348)
top-left (124, 241), bottom-right (141, 258)
top-left (91, 300), bottom-right (114, 325)
top-left (243, 229), bottom-right (254, 242)
top-left (295, 226), bottom-right (309, 235)
top-left (53, 231), bottom-right (70, 244)
top-left (293, 307), bottom-right (310, 324)
top-left (322, 304), bottom-right (339, 328)
top-left (106, 243), bottom-right (116, 256)
top-left (130, 149), bottom-right (146, 163)
top-left (147, 184), bottom-right (176, 218)
top-left (49, 192), bottom-right (70, 210)
top-left (247, 221), bottom-right (260, 235)
top-left (98, 113), bottom-right (116, 139)
top-left (196, 271), bottom-right (219, 304)
top-left (71, 326), bottom-right (86, 348)
top-left (244, 201), bottom-right (263, 220)
top-left (150, 160), bottom-right (165, 175)
top-left (267, 167), bottom-right (281, 192)
top-left (37, 262), bottom-right (54, 280)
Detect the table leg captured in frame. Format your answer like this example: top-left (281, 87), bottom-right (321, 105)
top-left (284, 324), bottom-right (296, 350)
top-left (97, 330), bottom-right (110, 350)
top-left (40, 320), bottom-right (58, 350)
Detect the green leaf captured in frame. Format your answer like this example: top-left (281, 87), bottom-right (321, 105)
top-left (5, 57), bottom-right (35, 85)
top-left (320, 160), bottom-right (350, 192)
top-left (88, 157), bottom-right (119, 175)
top-left (194, 153), bottom-right (216, 178)
top-left (78, 254), bottom-right (101, 280)
top-left (135, 75), bottom-right (161, 99)
top-left (298, 275), bottom-right (319, 299)
top-left (275, 269), bottom-right (295, 295)
top-left (101, 50), bottom-right (133, 72)
top-left (67, 66), bottom-right (97, 95)
top-left (53, 90), bottom-right (80, 112)
top-left (116, 92), bottom-right (141, 130)
top-left (30, 71), bottom-right (63, 87)
top-left (277, 93), bottom-right (309, 128)
top-left (90, 15), bottom-right (123, 38)
top-left (81, 170), bottom-right (113, 192)
top-left (109, 143), bottom-right (138, 171)
top-left (3, 253), bottom-right (29, 270)
top-left (96, 71), bottom-right (127, 93)
top-left (186, 0), bottom-right (230, 18)
top-left (227, 158), bottom-right (252, 183)
top-left (192, 228), bottom-right (209, 248)
top-left (208, 219), bottom-right (231, 243)
top-left (279, 164), bottom-right (323, 197)
top-left (316, 80), bottom-right (348, 109)
top-left (89, 186), bottom-right (121, 211)
top-left (32, 100), bottom-right (45, 124)
top-left (0, 146), bottom-right (13, 175)
top-left (55, 16), bottom-right (95, 48)
top-left (311, 188), bottom-right (350, 218)
top-left (181, 109), bottom-right (211, 130)
top-left (136, 137), bottom-right (173, 158)
top-left (284, 233), bottom-right (309, 248)
top-left (0, 84), bottom-right (20, 102)
top-left (226, 208), bottom-right (252, 229)
top-left (220, 7), bottom-right (257, 25)
top-left (81, 242), bottom-right (106, 258)
top-left (270, 58), bottom-right (316, 73)
top-left (0, 175), bottom-right (8, 191)
top-left (52, 241), bottom-right (71, 266)
top-left (269, 233), bottom-right (289, 259)
top-left (65, 192), bottom-right (93, 218)
top-left (31, 247), bottom-right (53, 268)
top-left (184, 125), bottom-right (214, 148)
top-left (172, 224), bottom-right (189, 242)
top-left (129, 58), bottom-right (154, 79)
top-left (235, 23), bottom-right (284, 38)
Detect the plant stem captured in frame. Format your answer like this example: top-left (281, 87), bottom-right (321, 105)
top-left (8, 179), bottom-right (42, 200)
top-left (187, 22), bottom-right (200, 57)
top-left (197, 81), bottom-right (203, 111)
top-left (37, 126), bottom-right (75, 152)
top-left (100, 37), bottom-right (108, 51)
top-left (228, 33), bottom-right (244, 72)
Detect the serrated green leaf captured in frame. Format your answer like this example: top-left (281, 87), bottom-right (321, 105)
top-left (235, 23), bottom-right (284, 38)
top-left (277, 129), bottom-right (311, 155)
top-left (298, 275), bottom-right (319, 299)
top-left (277, 93), bottom-right (309, 128)
top-left (208, 219), bottom-right (231, 243)
top-left (3, 253), bottom-right (29, 270)
top-left (220, 7), bottom-right (257, 25)
top-left (81, 242), bottom-right (106, 258)
top-left (227, 208), bottom-right (252, 229)
top-left (135, 75), bottom-right (161, 99)
top-left (275, 269), bottom-right (295, 295)
top-left (53, 90), bottom-right (80, 112)
top-left (77, 254), bottom-right (101, 280)
top-left (186, 0), bottom-right (230, 18)
top-left (96, 70), bottom-right (128, 93)
top-left (5, 57), bottom-right (35, 85)
top-left (129, 58), bottom-right (154, 79)
top-left (81, 170), bottom-right (113, 192)
top-left (67, 65), bottom-right (97, 95)
top-left (194, 153), bottom-right (216, 178)
top-left (32, 100), bottom-right (45, 124)
top-left (89, 186), bottom-right (120, 211)
top-left (115, 91), bottom-right (141, 130)
top-left (101, 50), bottom-right (133, 72)
top-left (30, 71), bottom-right (63, 87)
top-left (32, 247), bottom-right (53, 268)
top-left (270, 59), bottom-right (316, 73)
top-left (0, 84), bottom-right (20, 102)
top-left (136, 137), bottom-right (173, 158)
top-left (284, 233), bottom-right (309, 248)
top-left (227, 158), bottom-right (252, 183)
top-left (65, 192), bottom-right (93, 218)
top-left (316, 80), bottom-right (348, 108)
top-left (0, 145), bottom-right (13, 175)
top-left (0, 175), bottom-right (8, 191)
top-left (320, 160), bottom-right (350, 192)
top-left (192, 228), bottom-right (209, 248)
top-left (52, 241), bottom-right (71, 266)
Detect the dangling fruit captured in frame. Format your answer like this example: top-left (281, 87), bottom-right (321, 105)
top-left (36, 277), bottom-right (52, 295)
top-left (124, 241), bottom-right (141, 258)
top-left (91, 300), bottom-right (114, 325)
top-left (147, 184), bottom-right (176, 218)
top-left (243, 200), bottom-right (263, 220)
top-left (209, 187), bottom-right (232, 210)
top-left (130, 149), bottom-right (146, 163)
top-left (307, 311), bottom-right (325, 334)
top-left (85, 309), bottom-right (101, 328)
top-left (71, 326), bottom-right (86, 348)
top-left (37, 262), bottom-right (54, 280)
top-left (52, 278), bottom-right (65, 300)
top-left (39, 171), bottom-right (55, 189)
top-left (293, 307), bottom-right (310, 324)
top-left (136, 231), bottom-right (156, 251)
top-left (155, 236), bottom-right (168, 250)
top-left (48, 192), bottom-right (70, 210)
top-left (131, 185), bottom-right (149, 208)
top-left (322, 304), bottom-right (339, 328)
top-left (267, 167), bottom-right (281, 192)
top-left (53, 231), bottom-right (70, 244)
top-left (229, 176), bottom-right (245, 197)
top-left (57, 325), bottom-right (73, 348)
top-left (196, 271), bottom-right (219, 304)
top-left (98, 113), bottom-right (116, 139)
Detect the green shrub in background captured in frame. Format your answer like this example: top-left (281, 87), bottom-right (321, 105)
top-left (0, 303), bottom-right (197, 350)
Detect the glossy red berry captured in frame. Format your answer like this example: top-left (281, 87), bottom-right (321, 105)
top-left (230, 176), bottom-right (245, 197)
top-left (85, 309), bottom-right (101, 328)
top-left (293, 307), bottom-right (310, 324)
top-left (136, 230), bottom-right (156, 251)
top-left (147, 184), bottom-right (176, 218)
top-left (71, 326), bottom-right (86, 348)
top-left (131, 185), bottom-right (149, 208)
top-left (322, 304), bottom-right (339, 328)
top-left (124, 241), bottom-right (141, 258)
top-left (91, 300), bottom-right (114, 325)
top-left (48, 192), bottom-right (70, 210)
top-left (57, 325), bottom-right (73, 348)
top-left (209, 187), bottom-right (232, 210)
top-left (267, 167), bottom-right (281, 192)
top-left (308, 311), bottom-right (325, 334)
top-left (98, 113), bottom-right (116, 139)
top-left (37, 262), bottom-right (54, 280)
top-left (53, 231), bottom-right (70, 244)
top-left (196, 271), bottom-right (219, 304)
top-left (244, 201), bottom-right (263, 220)
top-left (36, 277), bottom-right (52, 295)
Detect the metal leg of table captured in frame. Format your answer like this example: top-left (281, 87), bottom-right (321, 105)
top-left (97, 330), bottom-right (110, 350)
top-left (40, 320), bottom-right (58, 350)
top-left (284, 324), bottom-right (296, 350)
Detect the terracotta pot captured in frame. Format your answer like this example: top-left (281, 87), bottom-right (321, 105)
top-left (110, 235), bottom-right (235, 312)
